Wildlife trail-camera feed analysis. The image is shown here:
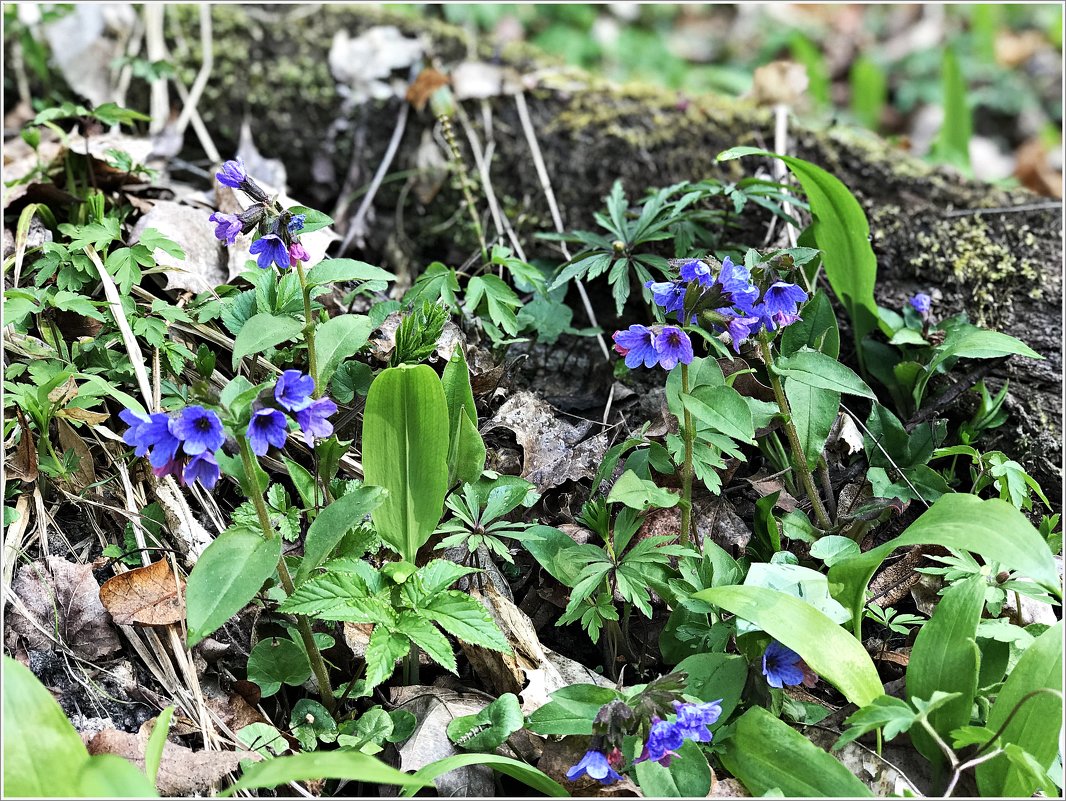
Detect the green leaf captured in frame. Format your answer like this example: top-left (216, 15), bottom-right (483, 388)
top-left (740, 562), bottom-right (851, 630)
top-left (526, 684), bottom-right (621, 736)
top-left (362, 365), bottom-right (450, 562)
top-left (829, 494), bottom-right (1060, 637)
top-left (837, 696), bottom-right (917, 746)
top-left (976, 621), bottom-right (1064, 797)
top-left (682, 385), bottom-right (755, 443)
top-left (247, 637), bottom-right (311, 697)
top-left (695, 586), bottom-right (881, 707)
top-left (75, 755), bottom-right (157, 797)
top-left (90, 101), bottom-right (150, 126)
top-left (452, 411), bottom-right (486, 486)
top-left (635, 738), bottom-right (711, 798)
top-left (297, 486), bottom-right (387, 584)
top-left (186, 530), bottom-right (282, 647)
top-left (780, 291), bottom-right (840, 358)
top-left (422, 591), bottom-right (511, 653)
top-left (447, 693), bottom-right (523, 752)
top-left (231, 313), bottom-right (303, 369)
top-left (400, 754), bottom-right (569, 797)
top-left (717, 148), bottom-right (878, 364)
top-left (395, 612), bottom-right (456, 674)
top-left (306, 258), bottom-right (394, 286)
top-left (442, 347), bottom-right (484, 485)
top-left (785, 379), bottom-right (839, 469)
top-left (286, 206), bottom-right (334, 235)
top-left (606, 470), bottom-right (680, 510)
top-left (3, 655), bottom-right (90, 796)
top-left (809, 536), bottom-right (860, 567)
top-left (221, 750), bottom-right (429, 796)
top-left (774, 349), bottom-right (875, 399)
top-left (144, 706), bottom-right (175, 786)
top-left (364, 626), bottom-right (411, 691)
top-left (282, 456), bottom-right (318, 511)
top-left (720, 707), bottom-right (872, 797)
top-left (849, 55), bottom-right (887, 131)
top-left (930, 46), bottom-right (972, 170)
top-left (675, 653), bottom-right (748, 724)
top-left (906, 575), bottom-right (984, 765)
top-left (315, 315), bottom-right (373, 385)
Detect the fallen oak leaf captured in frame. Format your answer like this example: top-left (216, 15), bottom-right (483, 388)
top-left (99, 558), bottom-right (186, 626)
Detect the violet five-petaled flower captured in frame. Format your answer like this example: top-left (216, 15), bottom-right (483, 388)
top-left (215, 158), bottom-right (247, 188)
top-left (208, 212), bottom-right (243, 246)
top-left (274, 370), bottom-right (316, 412)
top-left (183, 451), bottom-right (221, 490)
top-left (762, 640), bottom-right (806, 688)
top-left (613, 324), bottom-right (694, 371)
top-left (637, 716), bottom-right (686, 767)
top-left (566, 749), bottom-right (624, 785)
top-left (645, 280), bottom-right (687, 316)
top-left (172, 406), bottom-right (226, 455)
top-left (910, 292), bottom-right (932, 315)
top-left (725, 314), bottom-right (761, 353)
top-left (295, 398), bottom-right (338, 445)
top-left (654, 325), bottom-right (694, 370)
top-left (249, 234), bottom-right (290, 270)
top-left (680, 258), bottom-right (714, 286)
top-left (759, 281), bottom-right (808, 330)
top-left (247, 408), bottom-right (289, 456)
top-left (672, 700), bottom-right (723, 743)
top-left (118, 409), bottom-right (181, 467)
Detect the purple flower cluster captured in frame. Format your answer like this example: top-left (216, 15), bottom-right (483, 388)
top-left (209, 158), bottom-right (313, 271)
top-left (761, 640), bottom-right (819, 689)
top-left (612, 324), bottom-right (694, 370)
top-left (271, 370), bottom-right (339, 448)
top-left (635, 700), bottom-right (723, 767)
top-left (119, 405), bottom-right (225, 489)
top-left (641, 257), bottom-right (808, 354)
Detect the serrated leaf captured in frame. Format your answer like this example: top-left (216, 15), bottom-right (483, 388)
top-left (422, 590), bottom-right (511, 653)
top-left (364, 626), bottom-right (410, 690)
top-left (395, 612), bottom-right (455, 673)
top-left (297, 487), bottom-right (388, 584)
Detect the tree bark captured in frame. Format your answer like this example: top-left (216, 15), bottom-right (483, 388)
top-left (165, 5), bottom-right (1061, 504)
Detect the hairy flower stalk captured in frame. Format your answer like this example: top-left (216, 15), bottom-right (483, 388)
top-left (292, 258), bottom-right (321, 397)
top-left (757, 334), bottom-right (832, 529)
top-left (238, 437), bottom-right (336, 712)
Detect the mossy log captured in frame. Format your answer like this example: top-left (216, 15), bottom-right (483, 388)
top-left (162, 6), bottom-right (1060, 504)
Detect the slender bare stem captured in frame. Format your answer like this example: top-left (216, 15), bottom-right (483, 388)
top-left (239, 439), bottom-right (335, 712)
top-left (293, 260), bottom-right (320, 397)
top-left (679, 363), bottom-right (695, 547)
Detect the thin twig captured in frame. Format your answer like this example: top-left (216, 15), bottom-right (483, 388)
top-left (174, 4), bottom-right (213, 137)
top-left (941, 201), bottom-right (1063, 217)
top-left (513, 90), bottom-right (610, 361)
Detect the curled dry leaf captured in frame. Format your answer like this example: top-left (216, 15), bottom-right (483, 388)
top-left (6, 556), bottom-right (121, 660)
top-left (55, 417), bottom-right (97, 491)
top-left (7, 409), bottom-right (38, 482)
top-left (406, 67), bottom-right (450, 111)
top-left (99, 558), bottom-right (186, 626)
top-left (482, 392), bottom-right (610, 492)
top-left (88, 725), bottom-right (258, 796)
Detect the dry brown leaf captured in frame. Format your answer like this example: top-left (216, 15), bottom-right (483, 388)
top-left (1014, 137), bottom-right (1063, 199)
top-left (55, 416), bottom-right (96, 489)
top-left (99, 558), bottom-right (186, 626)
top-left (47, 375), bottom-right (79, 406)
top-left (88, 726), bottom-right (257, 796)
top-left (406, 67), bottom-right (450, 111)
top-left (874, 649), bottom-right (911, 667)
top-left (7, 409), bottom-right (38, 482)
top-left (57, 406), bottom-right (110, 425)
top-left (7, 556), bottom-right (121, 660)
top-left (995, 29), bottom-right (1047, 67)
top-left (745, 476), bottom-right (800, 512)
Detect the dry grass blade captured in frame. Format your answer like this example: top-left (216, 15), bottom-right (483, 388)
top-left (2, 495), bottom-right (32, 593)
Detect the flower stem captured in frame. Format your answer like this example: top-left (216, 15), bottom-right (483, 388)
top-left (239, 438), bottom-right (336, 712)
top-left (679, 362), bottom-right (695, 547)
top-left (757, 336), bottom-right (832, 530)
top-left (294, 259), bottom-right (320, 398)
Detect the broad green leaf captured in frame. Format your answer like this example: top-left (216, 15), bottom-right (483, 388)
top-left (525, 685), bottom-right (621, 736)
top-left (452, 411), bottom-right (486, 486)
top-left (231, 313), bottom-right (303, 369)
top-left (720, 707), bottom-right (872, 797)
top-left (364, 626), bottom-right (411, 690)
top-left (521, 525), bottom-right (588, 586)
top-left (314, 315), bottom-right (373, 386)
top-left (785, 379), bottom-right (839, 469)
top-left (144, 707), bottom-right (175, 786)
top-left (675, 653), bottom-right (748, 724)
top-left (930, 46), bottom-right (971, 170)
top-left (741, 562), bottom-right (851, 630)
top-left (635, 738), bottom-right (711, 798)
top-left (976, 621), bottom-right (1064, 797)
top-left (247, 637), bottom-right (311, 697)
top-left (221, 750), bottom-right (429, 796)
top-left (395, 612), bottom-right (456, 674)
top-left (3, 655), bottom-right (90, 796)
top-left (916, 324), bottom-right (1041, 406)
top-left (780, 290), bottom-right (840, 359)
top-left (717, 148), bottom-right (878, 364)
top-left (75, 755), bottom-right (158, 797)
top-left (281, 456), bottom-right (318, 512)
top-left (447, 693), bottom-right (523, 751)
top-left (362, 365), bottom-right (450, 562)
top-left (682, 385), bottom-right (755, 443)
top-left (829, 494), bottom-right (1060, 636)
top-left (306, 258), bottom-right (394, 286)
top-left (442, 348), bottom-right (484, 485)
top-left (400, 754), bottom-right (569, 797)
top-left (606, 470), bottom-right (680, 510)
top-left (422, 591), bottom-right (511, 653)
top-left (285, 206), bottom-right (334, 235)
top-left (849, 55), bottom-right (887, 132)
top-left (296, 487), bottom-right (387, 584)
top-left (906, 575), bottom-right (984, 765)
top-left (442, 347), bottom-right (477, 429)
top-left (695, 586), bottom-right (881, 707)
top-left (809, 535), bottom-right (860, 567)
top-left (186, 530), bottom-right (282, 647)
top-left (774, 349), bottom-right (875, 399)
